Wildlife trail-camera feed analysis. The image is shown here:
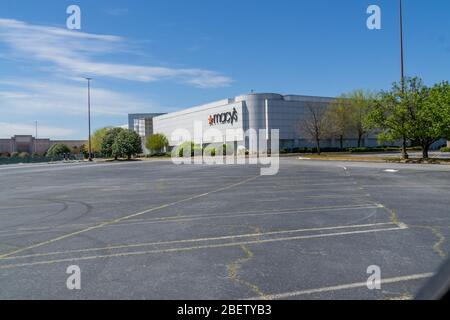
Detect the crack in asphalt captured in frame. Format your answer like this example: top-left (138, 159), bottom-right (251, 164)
top-left (0, 175), bottom-right (260, 259)
top-left (410, 225), bottom-right (447, 260)
top-left (227, 243), bottom-right (267, 300)
top-left (340, 165), bottom-right (448, 265)
top-left (429, 227), bottom-right (447, 259)
top-left (383, 292), bottom-right (414, 300)
top-left (226, 226), bottom-right (267, 299)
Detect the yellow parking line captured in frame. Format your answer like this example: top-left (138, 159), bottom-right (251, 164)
top-left (2, 222), bottom-right (398, 261)
top-left (0, 225), bottom-right (407, 269)
top-left (0, 203), bottom-right (381, 237)
top-left (0, 175), bottom-right (260, 259)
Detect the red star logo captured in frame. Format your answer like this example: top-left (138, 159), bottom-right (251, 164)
top-left (208, 115), bottom-right (214, 126)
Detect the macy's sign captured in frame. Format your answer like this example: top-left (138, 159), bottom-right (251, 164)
top-left (208, 108), bottom-right (239, 126)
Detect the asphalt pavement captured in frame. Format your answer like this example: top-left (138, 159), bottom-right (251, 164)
top-left (0, 158), bottom-right (449, 300)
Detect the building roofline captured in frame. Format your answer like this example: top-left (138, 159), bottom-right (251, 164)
top-left (153, 93), bottom-right (336, 121)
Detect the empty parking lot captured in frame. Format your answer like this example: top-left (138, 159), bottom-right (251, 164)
top-left (0, 158), bottom-right (449, 299)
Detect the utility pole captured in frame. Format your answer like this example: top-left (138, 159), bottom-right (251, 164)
top-left (85, 77), bottom-right (93, 161)
top-left (399, 0), bottom-right (409, 160)
top-left (399, 0), bottom-right (405, 89)
top-left (34, 120), bottom-right (38, 154)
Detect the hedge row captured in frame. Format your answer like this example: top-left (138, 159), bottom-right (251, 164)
top-left (0, 155), bottom-right (72, 165)
top-left (279, 147), bottom-right (405, 154)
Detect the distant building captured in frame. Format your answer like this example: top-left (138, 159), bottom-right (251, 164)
top-left (151, 93), bottom-right (379, 150)
top-left (129, 94), bottom-right (448, 153)
top-left (128, 113), bottom-right (166, 153)
top-left (0, 135), bottom-right (86, 155)
top-left (128, 113), bottom-right (166, 136)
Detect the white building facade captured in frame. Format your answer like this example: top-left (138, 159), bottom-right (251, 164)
top-left (152, 93), bottom-right (381, 152)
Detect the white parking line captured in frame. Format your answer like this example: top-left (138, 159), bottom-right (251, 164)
top-left (247, 273), bottom-right (434, 300)
top-left (1, 222), bottom-right (400, 261)
top-left (0, 175), bottom-right (260, 259)
top-left (0, 224), bottom-right (407, 269)
top-left (0, 203), bottom-right (382, 238)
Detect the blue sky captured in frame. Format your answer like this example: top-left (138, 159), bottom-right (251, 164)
top-left (0, 0), bottom-right (449, 139)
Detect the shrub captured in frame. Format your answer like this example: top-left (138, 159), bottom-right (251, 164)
top-left (90, 127), bottom-right (110, 154)
top-left (47, 144), bottom-right (71, 157)
top-left (145, 134), bottom-right (169, 154)
top-left (236, 146), bottom-right (247, 156)
top-left (10, 152), bottom-right (20, 158)
top-left (111, 130), bottom-right (143, 160)
top-left (440, 147), bottom-right (450, 152)
top-left (79, 144), bottom-right (88, 158)
top-left (315, 147), bottom-right (341, 153)
top-left (174, 141), bottom-right (202, 157)
top-left (349, 147), bottom-right (400, 153)
top-left (18, 152), bottom-right (30, 159)
top-left (145, 152), bottom-right (171, 158)
top-left (204, 144), bottom-right (227, 157)
top-left (203, 145), bottom-right (216, 157)
top-left (101, 128), bottom-right (126, 159)
top-left (291, 148), bottom-right (311, 154)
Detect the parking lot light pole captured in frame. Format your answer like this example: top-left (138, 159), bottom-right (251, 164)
top-left (399, 0), bottom-right (405, 89)
top-left (398, 0), bottom-right (409, 160)
top-left (85, 77), bottom-right (93, 161)
top-left (34, 120), bottom-right (38, 154)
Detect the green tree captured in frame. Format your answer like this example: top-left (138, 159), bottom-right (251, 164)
top-left (347, 90), bottom-right (374, 147)
top-left (145, 134), bottom-right (169, 154)
top-left (411, 81), bottom-right (450, 158)
top-left (111, 130), bottom-right (143, 160)
top-left (365, 79), bottom-right (418, 159)
top-left (47, 144), bottom-right (71, 157)
top-left (435, 82), bottom-right (450, 141)
top-left (365, 78), bottom-right (450, 159)
top-left (89, 127), bottom-right (110, 154)
top-left (329, 90), bottom-right (373, 150)
top-left (101, 128), bottom-right (126, 159)
top-left (327, 98), bottom-right (352, 150)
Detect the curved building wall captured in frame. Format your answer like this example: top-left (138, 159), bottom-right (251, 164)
top-left (154, 101), bottom-right (245, 146)
top-left (151, 93), bottom-right (385, 151)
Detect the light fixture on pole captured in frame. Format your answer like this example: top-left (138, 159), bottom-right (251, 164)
top-left (85, 77), bottom-right (93, 162)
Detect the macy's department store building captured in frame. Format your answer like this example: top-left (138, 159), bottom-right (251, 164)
top-left (132, 93), bottom-right (382, 152)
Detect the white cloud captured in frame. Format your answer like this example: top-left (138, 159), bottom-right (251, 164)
top-left (0, 79), bottom-right (155, 116)
top-left (0, 18), bottom-right (232, 88)
top-left (0, 122), bottom-right (75, 139)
